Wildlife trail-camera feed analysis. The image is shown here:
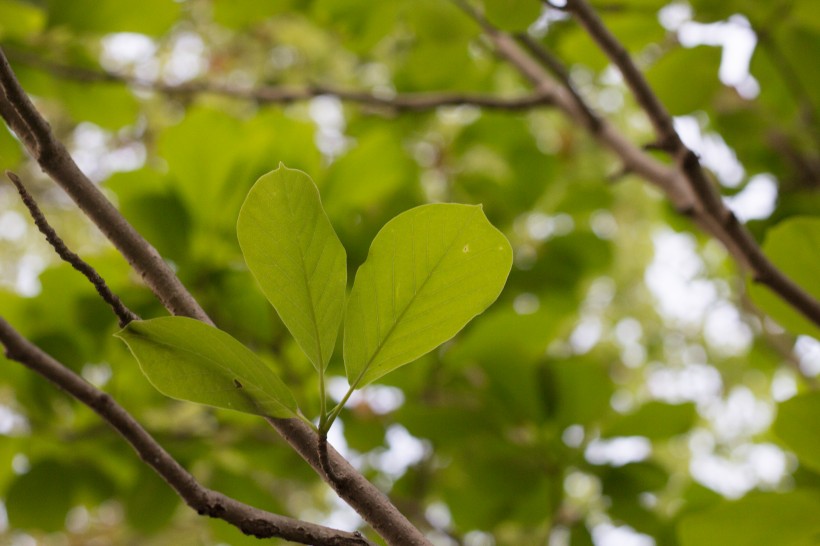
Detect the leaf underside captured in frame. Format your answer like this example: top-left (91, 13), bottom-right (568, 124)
top-left (116, 317), bottom-right (298, 418)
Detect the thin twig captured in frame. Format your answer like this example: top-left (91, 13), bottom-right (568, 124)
top-left (6, 171), bottom-right (139, 327)
top-left (0, 47), bottom-right (212, 323)
top-left (7, 50), bottom-right (553, 112)
top-left (514, 33), bottom-right (603, 132)
top-left (0, 317), bottom-right (374, 546)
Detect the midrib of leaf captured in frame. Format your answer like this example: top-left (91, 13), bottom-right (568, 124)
top-left (283, 180), bottom-right (326, 370)
top-left (349, 211), bottom-right (473, 388)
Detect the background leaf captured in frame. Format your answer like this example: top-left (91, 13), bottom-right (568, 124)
top-left (344, 203), bottom-right (512, 387)
top-left (773, 392), bottom-right (820, 474)
top-left (237, 165), bottom-right (346, 371)
top-left (748, 217), bottom-right (820, 338)
top-left (677, 491), bottom-right (820, 546)
top-left (116, 317), bottom-right (298, 418)
top-left (602, 401), bottom-right (697, 440)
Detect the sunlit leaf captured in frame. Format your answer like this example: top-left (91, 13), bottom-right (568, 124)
top-left (116, 317), bottom-right (298, 418)
top-left (344, 203), bottom-right (512, 387)
top-left (237, 165), bottom-right (346, 371)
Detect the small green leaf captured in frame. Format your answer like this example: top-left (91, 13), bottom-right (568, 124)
top-left (344, 203), bottom-right (512, 387)
top-left (774, 392), bottom-right (820, 474)
top-left (237, 164), bottom-right (346, 371)
top-left (116, 317), bottom-right (298, 418)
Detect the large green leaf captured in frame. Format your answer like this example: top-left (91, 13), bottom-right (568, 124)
top-left (678, 491), bottom-right (820, 546)
top-left (237, 165), bottom-right (346, 371)
top-left (116, 317), bottom-right (298, 418)
top-left (748, 217), bottom-right (820, 339)
top-left (774, 392), bottom-right (820, 474)
top-left (344, 203), bottom-right (512, 387)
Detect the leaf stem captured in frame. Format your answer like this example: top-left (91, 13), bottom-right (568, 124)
top-left (322, 370), bottom-right (366, 433)
top-left (296, 411), bottom-right (319, 432)
top-left (318, 368), bottom-right (328, 431)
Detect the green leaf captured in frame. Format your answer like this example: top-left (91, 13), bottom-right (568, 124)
top-left (124, 465), bottom-right (180, 534)
top-left (483, 0), bottom-right (541, 31)
top-left (116, 317), bottom-right (298, 418)
top-left (677, 491), bottom-right (820, 546)
top-left (602, 401), bottom-right (697, 440)
top-left (646, 45), bottom-right (722, 115)
top-left (0, 0), bottom-right (45, 40)
top-left (344, 203), bottom-right (512, 387)
top-left (774, 392), bottom-right (820, 474)
top-left (5, 460), bottom-right (76, 532)
top-left (323, 128), bottom-right (417, 216)
top-left (46, 0), bottom-right (180, 35)
top-left (748, 217), bottom-right (820, 338)
top-left (237, 165), bottom-right (346, 371)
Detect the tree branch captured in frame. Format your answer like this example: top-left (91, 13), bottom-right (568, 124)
top-left (0, 45), bottom-right (430, 546)
top-left (6, 170), bottom-right (139, 327)
top-left (514, 33), bottom-right (603, 133)
top-left (465, 1), bottom-right (820, 329)
top-left (562, 0), bottom-right (820, 328)
top-left (267, 418), bottom-right (432, 545)
top-left (0, 47), bottom-right (212, 324)
top-left (7, 50), bottom-right (552, 113)
top-left (0, 317), bottom-right (374, 546)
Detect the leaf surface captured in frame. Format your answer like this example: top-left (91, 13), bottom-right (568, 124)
top-left (237, 165), bottom-right (346, 371)
top-left (344, 203), bottom-right (512, 387)
top-left (116, 317), bottom-right (297, 418)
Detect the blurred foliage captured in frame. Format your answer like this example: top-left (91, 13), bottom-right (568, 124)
top-left (0, 0), bottom-right (818, 545)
